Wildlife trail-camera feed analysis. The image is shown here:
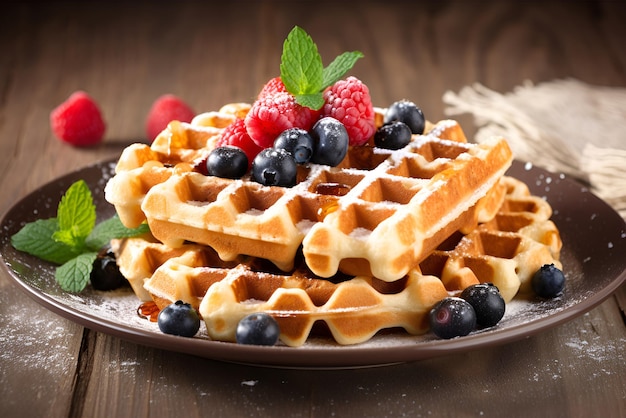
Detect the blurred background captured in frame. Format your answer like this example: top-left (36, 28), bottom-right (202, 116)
top-left (3, 1), bottom-right (624, 144)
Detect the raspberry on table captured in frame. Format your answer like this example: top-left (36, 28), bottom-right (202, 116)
top-left (217, 118), bottom-right (263, 167)
top-left (322, 76), bottom-right (375, 146)
top-left (245, 90), bottom-right (320, 149)
top-left (145, 94), bottom-right (195, 142)
top-left (50, 91), bottom-right (106, 147)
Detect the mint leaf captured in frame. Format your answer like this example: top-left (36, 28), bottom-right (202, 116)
top-left (322, 51), bottom-right (364, 89)
top-left (279, 26), bottom-right (364, 111)
top-left (11, 218), bottom-right (81, 264)
top-left (57, 180), bottom-right (96, 243)
top-left (280, 26), bottom-right (323, 96)
top-left (294, 93), bottom-right (325, 110)
top-left (11, 179), bottom-right (153, 293)
top-left (55, 252), bottom-right (98, 293)
top-left (52, 227), bottom-right (87, 252)
top-left (86, 215), bottom-right (149, 250)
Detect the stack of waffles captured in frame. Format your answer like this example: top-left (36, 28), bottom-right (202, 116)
top-left (105, 104), bottom-right (562, 346)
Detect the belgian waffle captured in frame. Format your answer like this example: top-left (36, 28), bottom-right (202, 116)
top-left (130, 120), bottom-right (512, 281)
top-left (113, 176), bottom-right (562, 346)
top-left (110, 235), bottom-right (215, 302)
top-left (105, 103), bottom-right (250, 228)
top-left (198, 176), bottom-right (560, 345)
top-left (419, 175), bottom-right (562, 301)
top-left (114, 235), bottom-right (450, 346)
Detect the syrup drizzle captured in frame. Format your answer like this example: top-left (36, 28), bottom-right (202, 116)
top-left (137, 301), bottom-right (160, 322)
top-left (315, 182), bottom-right (351, 196)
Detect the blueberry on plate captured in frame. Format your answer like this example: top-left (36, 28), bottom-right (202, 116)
top-left (384, 100), bottom-right (425, 134)
top-left (206, 146), bottom-right (249, 179)
top-left (252, 148), bottom-right (297, 187)
top-left (157, 300), bottom-right (201, 337)
top-left (236, 313), bottom-right (280, 346)
top-left (460, 283), bottom-right (506, 328)
top-left (429, 297), bottom-right (477, 339)
top-left (532, 264), bottom-right (566, 298)
top-left (90, 249), bottom-right (125, 291)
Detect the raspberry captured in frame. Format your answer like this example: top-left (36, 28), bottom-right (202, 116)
top-left (217, 118), bottom-right (264, 167)
top-left (257, 76), bottom-right (288, 99)
top-left (322, 76), bottom-right (375, 146)
top-left (145, 94), bottom-right (195, 142)
top-left (245, 91), bottom-right (320, 149)
top-left (50, 91), bottom-right (106, 147)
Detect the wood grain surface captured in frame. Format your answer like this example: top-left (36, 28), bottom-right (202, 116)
top-left (1, 1), bottom-right (625, 417)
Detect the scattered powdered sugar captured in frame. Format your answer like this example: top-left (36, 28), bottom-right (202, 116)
top-left (563, 323), bottom-right (626, 365)
top-left (564, 335), bottom-right (626, 363)
top-left (244, 208), bottom-right (264, 216)
top-left (296, 219), bottom-right (315, 233)
top-left (349, 227), bottom-right (372, 239)
top-left (0, 291), bottom-right (78, 375)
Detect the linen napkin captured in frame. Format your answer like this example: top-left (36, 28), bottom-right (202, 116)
top-left (443, 78), bottom-right (626, 219)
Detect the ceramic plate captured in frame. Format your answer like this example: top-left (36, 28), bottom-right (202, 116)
top-left (1, 159), bottom-right (625, 368)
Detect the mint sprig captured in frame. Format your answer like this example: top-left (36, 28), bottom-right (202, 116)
top-left (280, 26), bottom-right (363, 110)
top-left (11, 180), bottom-right (149, 292)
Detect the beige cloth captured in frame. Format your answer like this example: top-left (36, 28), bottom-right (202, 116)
top-left (443, 79), bottom-right (626, 219)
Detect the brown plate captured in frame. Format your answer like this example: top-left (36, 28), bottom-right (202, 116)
top-left (1, 159), bottom-right (625, 368)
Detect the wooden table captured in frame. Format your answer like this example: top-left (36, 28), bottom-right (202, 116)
top-left (2, 1), bottom-right (625, 417)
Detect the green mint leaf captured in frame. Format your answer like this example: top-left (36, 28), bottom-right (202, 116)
top-left (280, 26), bottom-right (323, 96)
top-left (294, 93), bottom-right (325, 110)
top-left (52, 226), bottom-right (88, 252)
top-left (279, 26), bottom-right (364, 111)
top-left (11, 218), bottom-right (81, 264)
top-left (55, 252), bottom-right (98, 293)
top-left (57, 180), bottom-right (96, 243)
top-left (10, 179), bottom-right (143, 294)
top-left (86, 215), bottom-right (150, 251)
top-left (322, 51), bottom-right (364, 89)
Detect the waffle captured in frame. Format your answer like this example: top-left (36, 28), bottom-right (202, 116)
top-left (114, 234), bottom-right (450, 346)
top-left (112, 176), bottom-right (561, 346)
top-left (110, 235), bottom-right (214, 302)
top-left (112, 156), bottom-right (505, 308)
top-left (419, 175), bottom-right (562, 301)
top-left (105, 103), bottom-right (251, 228)
top-left (197, 176), bottom-right (560, 345)
top-left (200, 266), bottom-right (448, 346)
top-left (129, 119), bottom-right (512, 281)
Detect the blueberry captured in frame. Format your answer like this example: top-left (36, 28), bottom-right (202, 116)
top-left (157, 300), bottom-right (201, 337)
top-left (90, 250), bottom-right (125, 291)
top-left (310, 117), bottom-right (349, 166)
top-left (532, 264), bottom-right (565, 298)
top-left (274, 128), bottom-right (314, 164)
top-left (206, 146), bottom-right (249, 179)
top-left (384, 100), bottom-right (425, 134)
top-left (374, 121), bottom-right (412, 150)
top-left (236, 313), bottom-right (280, 346)
top-left (460, 283), bottom-right (505, 328)
top-left (429, 297), bottom-right (477, 339)
top-left (251, 148), bottom-right (297, 187)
